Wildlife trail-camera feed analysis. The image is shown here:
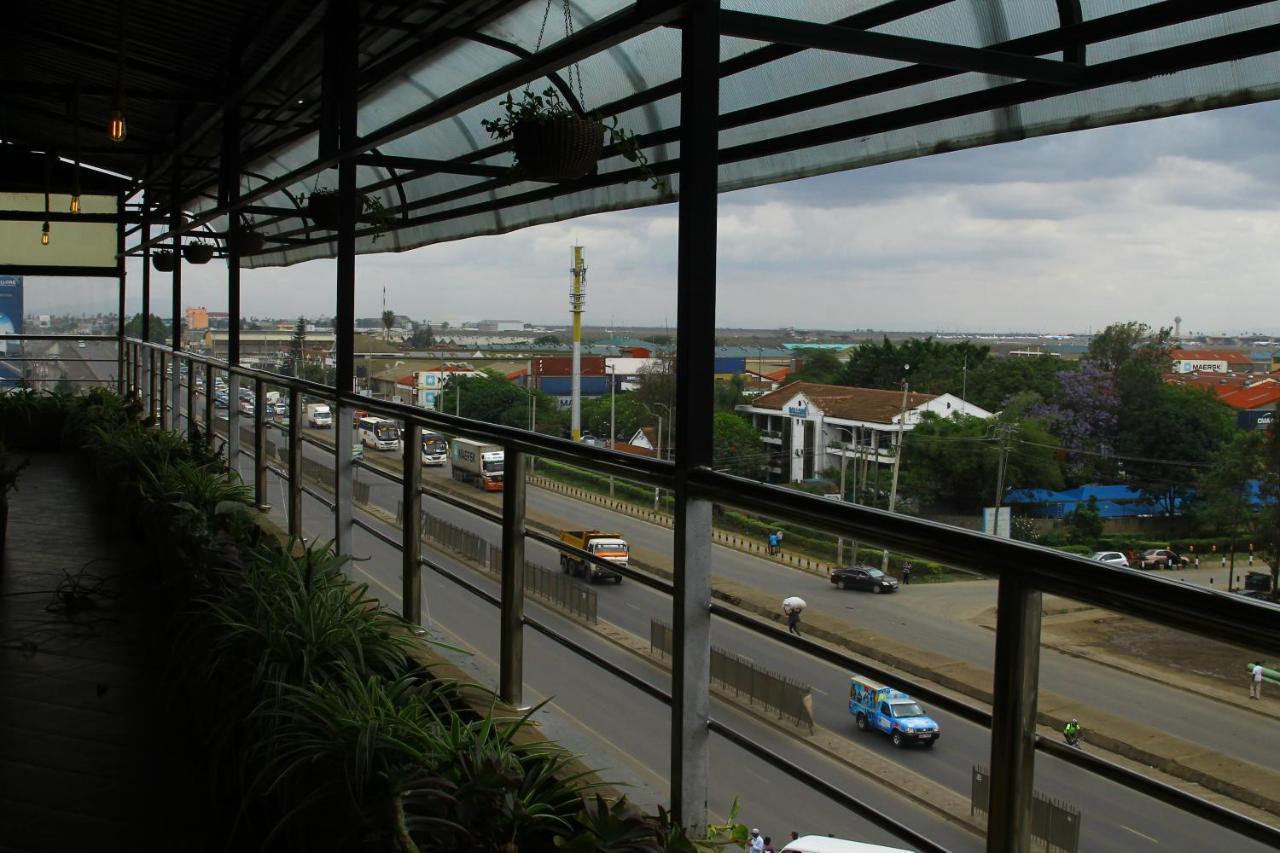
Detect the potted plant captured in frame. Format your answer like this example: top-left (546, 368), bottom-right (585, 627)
top-left (230, 229), bottom-right (265, 254)
top-left (183, 240), bottom-right (214, 264)
top-left (304, 188), bottom-right (395, 243)
top-left (482, 87), bottom-right (663, 189)
top-left (0, 444), bottom-right (29, 564)
top-left (152, 250), bottom-right (176, 272)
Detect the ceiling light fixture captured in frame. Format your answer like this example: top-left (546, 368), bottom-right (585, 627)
top-left (42, 153), bottom-right (52, 246)
top-left (109, 1), bottom-right (128, 142)
top-left (71, 81), bottom-right (82, 212)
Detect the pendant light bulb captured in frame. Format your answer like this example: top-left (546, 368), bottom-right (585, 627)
top-left (41, 222), bottom-right (50, 246)
top-left (109, 109), bottom-right (126, 143)
top-left (70, 195), bottom-right (81, 214)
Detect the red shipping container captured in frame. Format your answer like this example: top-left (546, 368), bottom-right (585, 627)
top-left (533, 356), bottom-right (605, 377)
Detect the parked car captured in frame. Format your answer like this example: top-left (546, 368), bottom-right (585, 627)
top-left (1091, 551), bottom-right (1129, 568)
top-left (1141, 548), bottom-right (1186, 569)
top-left (830, 565), bottom-right (899, 593)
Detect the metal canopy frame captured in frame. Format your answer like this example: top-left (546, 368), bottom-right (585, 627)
top-left (5, 3), bottom-right (1280, 852)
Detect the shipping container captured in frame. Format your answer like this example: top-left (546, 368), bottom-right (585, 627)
top-left (533, 356), bottom-right (606, 377)
top-left (537, 375), bottom-right (609, 396)
top-left (713, 356), bottom-right (746, 374)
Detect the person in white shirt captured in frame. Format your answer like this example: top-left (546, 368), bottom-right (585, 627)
top-left (1251, 661), bottom-right (1265, 700)
top-left (750, 828), bottom-right (764, 852)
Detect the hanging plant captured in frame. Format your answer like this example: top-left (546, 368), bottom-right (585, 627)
top-left (482, 87), bottom-right (663, 190)
top-left (183, 240), bottom-right (214, 264)
top-left (229, 222), bottom-right (265, 255)
top-left (152, 250), bottom-right (176, 272)
top-left (303, 188), bottom-right (395, 243)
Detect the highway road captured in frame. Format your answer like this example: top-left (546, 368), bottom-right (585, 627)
top-left (164, 380), bottom-right (1277, 850)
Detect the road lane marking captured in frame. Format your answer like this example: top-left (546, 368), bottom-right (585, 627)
top-left (1120, 825), bottom-right (1158, 844)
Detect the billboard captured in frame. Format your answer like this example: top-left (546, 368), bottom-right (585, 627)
top-left (0, 275), bottom-right (21, 360)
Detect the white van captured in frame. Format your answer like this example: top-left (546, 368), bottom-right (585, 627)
top-left (782, 837), bottom-right (912, 853)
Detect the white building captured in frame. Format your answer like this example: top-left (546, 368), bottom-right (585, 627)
top-left (736, 381), bottom-right (993, 483)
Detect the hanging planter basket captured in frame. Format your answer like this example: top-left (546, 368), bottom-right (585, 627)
top-left (306, 191), bottom-right (363, 231)
top-left (513, 116), bottom-right (603, 181)
top-left (152, 251), bottom-right (176, 272)
top-left (183, 242), bottom-right (214, 264)
top-left (231, 230), bottom-right (265, 255)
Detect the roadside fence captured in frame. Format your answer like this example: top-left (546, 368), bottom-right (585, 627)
top-left (651, 619), bottom-right (815, 732)
top-left (971, 766), bottom-right (1080, 853)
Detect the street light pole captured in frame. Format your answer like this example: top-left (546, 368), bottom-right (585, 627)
top-left (883, 367), bottom-right (910, 572)
top-left (608, 364), bottom-right (616, 498)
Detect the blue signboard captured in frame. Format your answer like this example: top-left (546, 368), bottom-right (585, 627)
top-left (0, 275), bottom-right (22, 364)
top-left (1238, 409), bottom-right (1276, 431)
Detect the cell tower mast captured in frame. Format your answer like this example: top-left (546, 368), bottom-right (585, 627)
top-left (570, 245), bottom-right (586, 442)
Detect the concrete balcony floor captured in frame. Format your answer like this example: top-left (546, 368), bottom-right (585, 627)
top-left (0, 453), bottom-right (213, 852)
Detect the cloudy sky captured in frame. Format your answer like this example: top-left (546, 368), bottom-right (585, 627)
top-left (43, 99), bottom-right (1280, 336)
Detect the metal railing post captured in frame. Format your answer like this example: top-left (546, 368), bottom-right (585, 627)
top-left (335, 403), bottom-right (354, 556)
top-left (499, 448), bottom-right (527, 707)
top-left (254, 377), bottom-right (268, 510)
top-left (158, 352), bottom-right (169, 429)
top-left (227, 373), bottom-right (241, 468)
top-left (186, 357), bottom-right (196, 442)
top-left (986, 572), bottom-right (1043, 853)
top-left (287, 387), bottom-right (303, 538)
top-left (147, 348), bottom-right (157, 423)
top-left (203, 363), bottom-right (214, 446)
top-left (401, 422), bottom-right (422, 624)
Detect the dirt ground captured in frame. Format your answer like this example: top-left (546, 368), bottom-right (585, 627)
top-left (1044, 610), bottom-right (1257, 686)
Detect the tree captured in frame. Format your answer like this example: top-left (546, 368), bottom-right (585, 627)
top-left (288, 317), bottom-right (306, 377)
top-left (1063, 496), bottom-right (1103, 545)
top-left (840, 337), bottom-right (990, 395)
top-left (1188, 430), bottom-right (1263, 580)
top-left (713, 374), bottom-right (746, 412)
top-left (713, 412), bottom-right (765, 478)
top-left (900, 412), bottom-right (1063, 513)
top-left (443, 372), bottom-right (559, 431)
top-left (534, 334), bottom-right (562, 345)
top-left (1118, 385), bottom-right (1235, 516)
top-left (965, 355), bottom-right (1064, 412)
top-left (381, 309), bottom-right (395, 342)
top-left (408, 323), bottom-right (435, 349)
top-left (1086, 321), bottom-right (1172, 372)
top-left (1256, 424), bottom-right (1280, 594)
top-left (299, 362), bottom-right (336, 386)
top-left (791, 348), bottom-right (844, 385)
top-left (1031, 362), bottom-right (1119, 483)
top-left (122, 312), bottom-right (169, 344)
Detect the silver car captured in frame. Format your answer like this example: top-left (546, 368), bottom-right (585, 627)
top-left (1091, 551), bottom-right (1129, 568)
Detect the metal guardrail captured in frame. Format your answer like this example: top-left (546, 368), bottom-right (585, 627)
top-left (114, 336), bottom-right (1280, 851)
top-left (651, 619), bottom-right (815, 732)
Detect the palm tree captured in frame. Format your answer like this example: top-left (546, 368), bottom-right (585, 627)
top-left (381, 309), bottom-right (395, 342)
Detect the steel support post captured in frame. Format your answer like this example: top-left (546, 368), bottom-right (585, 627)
top-left (116, 191), bottom-right (126, 395)
top-left (401, 422), bottom-right (423, 625)
top-left (254, 377), bottom-right (268, 510)
top-left (227, 374), bottom-right (241, 467)
top-left (499, 448), bottom-right (527, 707)
top-left (328, 0), bottom-right (359, 558)
top-left (140, 192), bottom-right (151, 396)
top-left (203, 363), bottom-right (214, 446)
top-left (670, 0), bottom-right (720, 830)
top-left (221, 83), bottom-right (243, 475)
top-left (287, 387), bottom-right (303, 539)
top-left (170, 159), bottom-right (183, 429)
top-left (986, 572), bottom-right (1043, 853)
top-left (187, 358), bottom-right (196, 441)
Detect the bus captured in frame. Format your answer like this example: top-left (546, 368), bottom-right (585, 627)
top-left (358, 416), bottom-right (400, 451)
top-left (421, 431), bottom-right (448, 466)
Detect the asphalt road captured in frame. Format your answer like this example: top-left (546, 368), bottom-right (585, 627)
top-left (167, 381), bottom-right (1277, 851)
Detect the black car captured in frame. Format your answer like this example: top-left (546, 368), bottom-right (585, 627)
top-left (830, 565), bottom-right (899, 593)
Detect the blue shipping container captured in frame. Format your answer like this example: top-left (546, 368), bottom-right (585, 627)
top-left (539, 376), bottom-right (608, 396)
top-left (713, 356), bottom-right (746, 374)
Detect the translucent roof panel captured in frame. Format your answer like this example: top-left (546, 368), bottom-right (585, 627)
top-left (195, 1), bottom-right (1280, 268)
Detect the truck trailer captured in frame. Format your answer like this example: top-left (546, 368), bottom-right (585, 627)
top-left (451, 438), bottom-right (503, 491)
top-left (558, 530), bottom-right (627, 583)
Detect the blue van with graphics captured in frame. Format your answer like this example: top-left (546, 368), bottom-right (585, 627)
top-left (849, 675), bottom-right (940, 748)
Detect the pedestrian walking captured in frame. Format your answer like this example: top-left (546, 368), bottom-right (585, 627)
top-left (750, 828), bottom-right (764, 852)
top-left (763, 836), bottom-right (776, 853)
top-left (1251, 661), bottom-right (1265, 700)
top-left (786, 605), bottom-right (801, 636)
top-left (902, 561), bottom-right (912, 585)
top-left (768, 531), bottom-right (777, 555)
top-left (776, 529), bottom-right (785, 554)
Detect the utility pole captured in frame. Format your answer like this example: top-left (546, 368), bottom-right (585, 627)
top-left (609, 363), bottom-right (616, 498)
top-left (994, 423), bottom-right (1017, 509)
top-left (883, 367), bottom-right (910, 572)
top-left (837, 436), bottom-right (849, 565)
top-left (569, 244), bottom-right (586, 442)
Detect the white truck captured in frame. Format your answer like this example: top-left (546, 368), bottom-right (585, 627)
top-left (558, 530), bottom-right (627, 583)
top-left (450, 438), bottom-right (503, 491)
top-left (306, 403), bottom-right (332, 428)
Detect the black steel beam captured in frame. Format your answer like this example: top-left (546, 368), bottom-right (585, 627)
top-left (713, 10), bottom-right (1088, 85)
top-left (353, 153), bottom-right (510, 178)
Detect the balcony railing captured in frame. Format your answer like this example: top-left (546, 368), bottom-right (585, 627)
top-left (94, 336), bottom-right (1280, 851)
